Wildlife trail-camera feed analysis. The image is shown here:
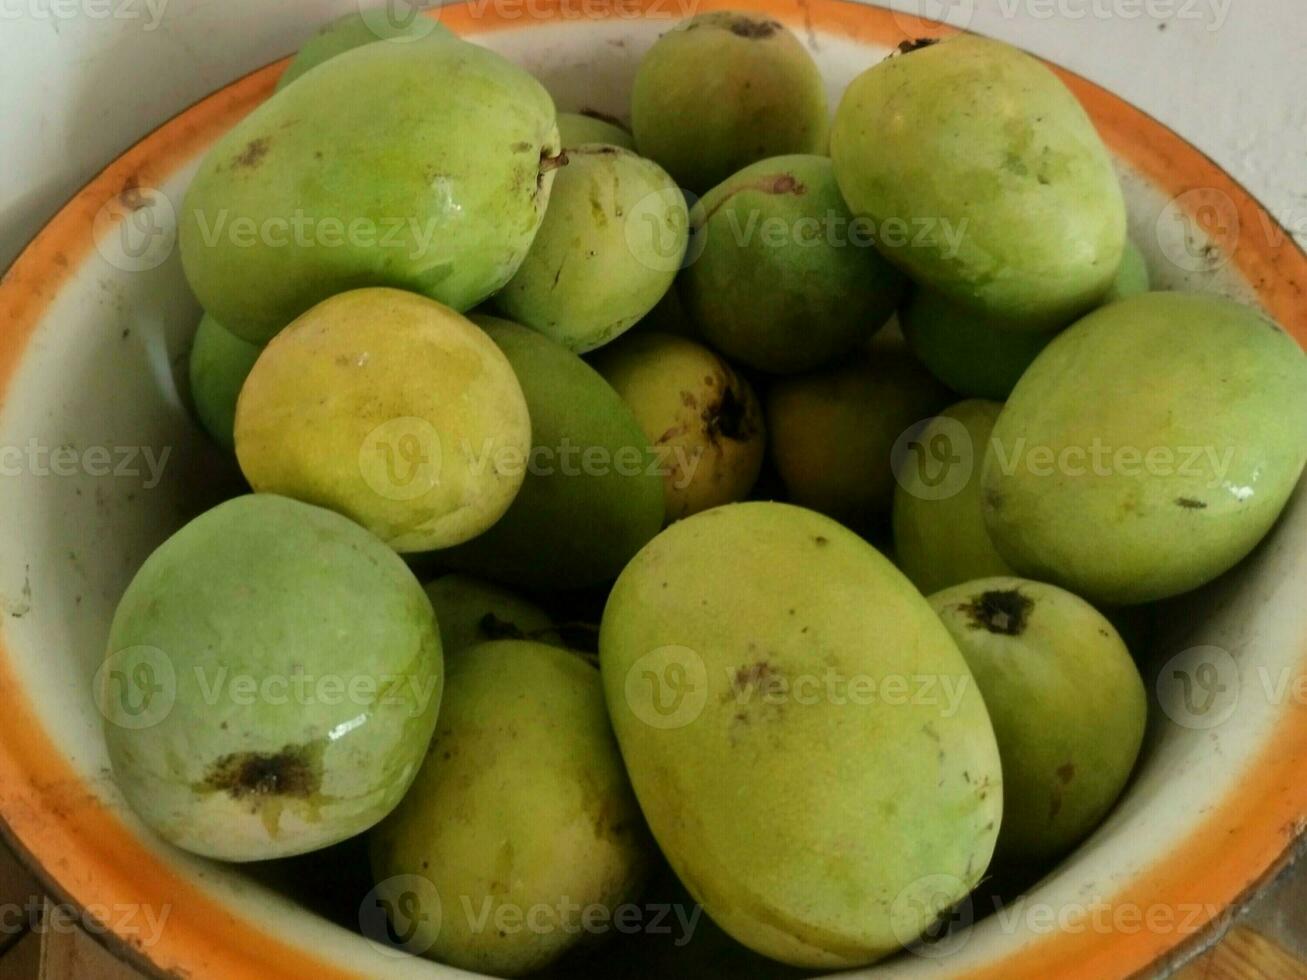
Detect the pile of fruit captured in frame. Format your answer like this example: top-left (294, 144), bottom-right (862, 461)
top-left (102, 10), bottom-right (1307, 976)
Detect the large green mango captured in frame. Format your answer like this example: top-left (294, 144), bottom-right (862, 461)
top-left (831, 35), bottom-right (1125, 331)
top-left (180, 38), bottom-right (559, 343)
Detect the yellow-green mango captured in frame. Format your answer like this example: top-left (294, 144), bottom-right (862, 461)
top-left (893, 400), bottom-right (1015, 595)
top-left (188, 312), bottom-right (261, 452)
top-left (423, 573), bottom-right (561, 654)
top-left (767, 349), bottom-right (950, 530)
top-left (983, 292), bottom-right (1307, 605)
top-left (275, 10), bottom-right (455, 91)
top-left (592, 331), bottom-right (766, 521)
top-left (929, 577), bottom-right (1146, 862)
top-left (369, 640), bottom-right (649, 976)
top-left (600, 502), bottom-right (1002, 968)
top-left (631, 12), bottom-right (828, 194)
top-left (681, 154), bottom-right (906, 374)
top-left (1103, 238), bottom-right (1150, 303)
top-left (831, 35), bottom-right (1126, 331)
top-left (181, 38), bottom-right (559, 343)
top-left (441, 316), bottom-right (664, 590)
top-left (234, 288), bottom-right (531, 553)
top-left (102, 494), bottom-right (442, 861)
top-left (493, 145), bottom-right (687, 352)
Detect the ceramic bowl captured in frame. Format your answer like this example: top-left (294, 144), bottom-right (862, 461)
top-left (1, 1), bottom-right (1304, 977)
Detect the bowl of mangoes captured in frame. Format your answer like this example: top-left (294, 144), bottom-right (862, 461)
top-left (0, 2), bottom-right (1304, 978)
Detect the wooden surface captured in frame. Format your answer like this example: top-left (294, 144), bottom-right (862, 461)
top-left (1, 841), bottom-right (1305, 979)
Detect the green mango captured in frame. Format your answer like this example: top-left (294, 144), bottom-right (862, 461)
top-left (900, 289), bottom-right (1054, 400)
top-left (369, 640), bottom-right (649, 976)
top-left (1103, 238), bottom-right (1150, 303)
top-left (893, 400), bottom-right (1016, 595)
top-left (188, 312), bottom-right (261, 452)
top-left (767, 349), bottom-right (950, 531)
top-left (592, 331), bottom-right (766, 521)
top-left (234, 288), bottom-right (531, 553)
top-left (441, 316), bottom-right (664, 590)
top-left (631, 12), bottom-right (828, 193)
top-left (275, 10), bottom-right (454, 91)
top-left (983, 292), bottom-right (1307, 605)
top-left (101, 494), bottom-right (442, 861)
top-left (181, 39), bottom-right (559, 343)
top-left (929, 577), bottom-right (1146, 863)
top-left (556, 110), bottom-right (635, 149)
top-left (681, 154), bottom-right (906, 374)
top-left (600, 502), bottom-right (1002, 968)
top-left (493, 145), bottom-right (687, 352)
top-left (831, 35), bottom-right (1126, 331)
top-left (423, 573), bottom-right (561, 654)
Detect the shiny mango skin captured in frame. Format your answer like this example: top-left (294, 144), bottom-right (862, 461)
top-left (591, 331), bottom-right (766, 521)
top-left (187, 313), bottom-right (261, 452)
top-left (369, 640), bottom-right (649, 977)
top-left (234, 289), bottom-right (531, 553)
top-left (982, 292), bottom-right (1307, 605)
top-left (422, 574), bottom-right (561, 654)
top-left (831, 35), bottom-right (1126, 331)
top-left (274, 11), bottom-right (454, 91)
top-left (556, 111), bottom-right (635, 150)
top-left (441, 316), bottom-right (664, 590)
top-left (631, 12), bottom-right (828, 194)
top-left (180, 38), bottom-right (559, 343)
top-left (893, 400), bottom-right (1016, 595)
top-left (600, 502), bottom-right (1002, 968)
top-left (681, 154), bottom-right (906, 374)
top-left (493, 145), bottom-right (687, 353)
top-left (929, 577), bottom-right (1146, 863)
top-left (103, 495), bottom-right (442, 861)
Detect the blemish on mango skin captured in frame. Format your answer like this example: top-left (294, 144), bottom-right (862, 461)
top-left (232, 137), bottom-right (271, 170)
top-left (1175, 497), bottom-right (1208, 509)
top-left (201, 742), bottom-right (323, 800)
top-left (961, 589), bottom-right (1034, 636)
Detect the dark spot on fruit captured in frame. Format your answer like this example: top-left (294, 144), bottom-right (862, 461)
top-left (963, 589), bottom-right (1033, 636)
top-left (479, 612), bottom-right (527, 641)
top-left (511, 141), bottom-right (531, 152)
top-left (233, 137), bottom-right (270, 170)
top-left (1057, 763), bottom-right (1076, 783)
top-left (767, 174), bottom-right (804, 195)
top-left (895, 37), bottom-right (939, 56)
top-left (728, 17), bottom-right (780, 38)
top-left (704, 383), bottom-right (750, 443)
top-left (1175, 497), bottom-right (1208, 509)
top-left (681, 390), bottom-right (699, 410)
top-left (813, 535), bottom-right (829, 546)
top-left (203, 744), bottom-right (321, 800)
